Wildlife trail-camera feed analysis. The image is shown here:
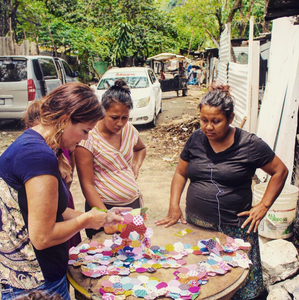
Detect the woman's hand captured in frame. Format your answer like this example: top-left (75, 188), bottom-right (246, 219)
top-left (155, 205), bottom-right (187, 228)
top-left (238, 202), bottom-right (268, 234)
top-left (104, 224), bottom-right (120, 235)
top-left (87, 207), bottom-right (131, 230)
top-left (155, 159), bottom-right (189, 228)
top-left (103, 207), bottom-right (131, 227)
top-left (132, 136), bottom-right (146, 180)
top-left (131, 163), bottom-right (140, 180)
top-left (239, 155), bottom-right (288, 234)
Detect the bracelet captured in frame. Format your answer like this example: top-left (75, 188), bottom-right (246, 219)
top-left (92, 207), bottom-right (108, 213)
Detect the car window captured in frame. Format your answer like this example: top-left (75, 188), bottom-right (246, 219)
top-left (38, 58), bottom-right (58, 79)
top-left (97, 76), bottom-right (149, 90)
top-left (62, 60), bottom-right (74, 77)
top-left (148, 70), bottom-right (156, 84)
top-left (0, 59), bottom-right (27, 82)
top-left (33, 59), bottom-right (43, 80)
top-left (55, 60), bottom-right (63, 81)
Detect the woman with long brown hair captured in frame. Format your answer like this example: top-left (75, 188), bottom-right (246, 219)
top-left (0, 82), bottom-right (130, 300)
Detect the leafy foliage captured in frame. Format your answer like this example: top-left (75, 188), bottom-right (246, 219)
top-left (168, 0), bottom-right (268, 50)
top-left (1, 0), bottom-right (268, 81)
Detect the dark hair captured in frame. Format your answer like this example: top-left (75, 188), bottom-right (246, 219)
top-left (101, 78), bottom-right (133, 110)
top-left (199, 85), bottom-right (234, 119)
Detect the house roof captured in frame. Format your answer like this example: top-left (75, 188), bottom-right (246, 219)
top-left (265, 0), bottom-right (299, 21)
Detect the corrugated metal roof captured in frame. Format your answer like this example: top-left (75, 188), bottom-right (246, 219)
top-left (266, 0), bottom-right (299, 21)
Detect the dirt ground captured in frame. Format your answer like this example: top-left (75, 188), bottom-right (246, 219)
top-left (0, 85), bottom-right (204, 239)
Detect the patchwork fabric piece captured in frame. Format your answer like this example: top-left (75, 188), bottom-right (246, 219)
top-left (0, 178), bottom-right (45, 289)
top-left (69, 208), bottom-right (252, 300)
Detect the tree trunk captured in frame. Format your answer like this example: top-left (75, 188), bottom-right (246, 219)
top-left (262, 0), bottom-right (271, 32)
top-left (0, 0), bottom-right (11, 36)
top-left (48, 24), bottom-right (57, 57)
top-left (205, 28), bottom-right (220, 48)
top-left (33, 32), bottom-right (40, 55)
top-left (227, 0), bottom-right (243, 23)
top-left (188, 29), bottom-right (194, 56)
top-left (241, 0), bottom-right (255, 37)
top-left (10, 0), bottom-right (19, 42)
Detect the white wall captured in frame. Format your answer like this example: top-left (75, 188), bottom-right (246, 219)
top-left (256, 17), bottom-right (299, 184)
top-left (216, 18), bottom-right (259, 133)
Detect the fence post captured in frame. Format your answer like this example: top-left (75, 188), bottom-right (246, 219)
top-left (31, 42), bottom-right (38, 55)
top-left (24, 40), bottom-right (30, 55)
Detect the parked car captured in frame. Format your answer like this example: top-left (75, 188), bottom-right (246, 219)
top-left (95, 67), bottom-right (162, 127)
top-left (0, 55), bottom-right (78, 120)
top-left (54, 57), bottom-right (78, 84)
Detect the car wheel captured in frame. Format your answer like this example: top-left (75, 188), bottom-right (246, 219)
top-left (149, 109), bottom-right (157, 127)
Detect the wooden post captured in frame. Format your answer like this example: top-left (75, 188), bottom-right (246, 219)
top-left (247, 16), bottom-right (260, 134)
top-left (9, 17), bottom-right (14, 55)
top-left (24, 40), bottom-right (30, 55)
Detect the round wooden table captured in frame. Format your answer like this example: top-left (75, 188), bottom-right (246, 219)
top-left (68, 221), bottom-right (249, 300)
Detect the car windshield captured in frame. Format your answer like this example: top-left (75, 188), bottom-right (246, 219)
top-left (97, 76), bottom-right (149, 90)
top-left (0, 60), bottom-right (27, 82)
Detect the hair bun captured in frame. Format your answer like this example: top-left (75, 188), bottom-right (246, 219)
top-left (114, 79), bottom-right (127, 88)
top-left (112, 78), bottom-right (130, 93)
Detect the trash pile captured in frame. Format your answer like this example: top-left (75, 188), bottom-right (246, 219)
top-left (146, 115), bottom-right (200, 162)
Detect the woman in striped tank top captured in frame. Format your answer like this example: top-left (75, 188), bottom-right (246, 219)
top-left (75, 79), bottom-right (146, 238)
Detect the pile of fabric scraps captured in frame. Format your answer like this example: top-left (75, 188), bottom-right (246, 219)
top-left (99, 272), bottom-right (203, 300)
top-left (68, 208), bottom-right (252, 300)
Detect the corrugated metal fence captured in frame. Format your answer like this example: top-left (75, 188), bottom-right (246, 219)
top-left (216, 20), bottom-right (259, 133)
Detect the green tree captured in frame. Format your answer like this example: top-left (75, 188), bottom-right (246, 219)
top-left (0, 0), bottom-right (270, 81)
top-left (169, 0), bottom-right (268, 52)
top-left (111, 22), bottom-right (133, 66)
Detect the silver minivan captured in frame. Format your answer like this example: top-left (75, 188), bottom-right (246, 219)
top-left (0, 55), bottom-right (77, 120)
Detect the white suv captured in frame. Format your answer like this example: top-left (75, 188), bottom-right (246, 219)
top-left (0, 55), bottom-right (78, 120)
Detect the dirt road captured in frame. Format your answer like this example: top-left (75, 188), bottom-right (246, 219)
top-left (0, 85), bottom-right (203, 236)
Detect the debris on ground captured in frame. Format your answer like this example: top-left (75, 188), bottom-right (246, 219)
top-left (146, 114), bottom-right (201, 162)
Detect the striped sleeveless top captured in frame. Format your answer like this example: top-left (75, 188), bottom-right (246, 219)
top-left (79, 123), bottom-right (140, 205)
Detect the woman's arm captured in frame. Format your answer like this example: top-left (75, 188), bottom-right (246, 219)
top-left (25, 174), bottom-right (128, 250)
top-left (155, 158), bottom-right (189, 227)
top-left (238, 155), bottom-right (288, 233)
top-left (132, 136), bottom-right (146, 179)
top-left (74, 146), bottom-right (107, 210)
